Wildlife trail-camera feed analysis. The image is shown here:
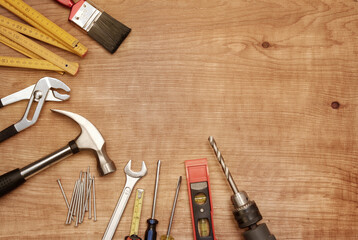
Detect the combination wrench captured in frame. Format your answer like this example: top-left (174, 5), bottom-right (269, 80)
top-left (103, 160), bottom-right (147, 240)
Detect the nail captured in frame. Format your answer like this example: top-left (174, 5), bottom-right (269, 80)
top-left (65, 180), bottom-right (78, 224)
top-left (93, 177), bottom-right (97, 221)
top-left (57, 179), bottom-right (70, 209)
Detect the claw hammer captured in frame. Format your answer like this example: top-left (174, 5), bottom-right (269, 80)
top-left (0, 109), bottom-right (116, 197)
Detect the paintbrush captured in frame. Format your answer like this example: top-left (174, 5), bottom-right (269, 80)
top-left (56, 0), bottom-right (131, 53)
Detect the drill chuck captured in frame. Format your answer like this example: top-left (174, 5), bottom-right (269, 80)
top-left (232, 198), bottom-right (262, 229)
top-left (232, 197), bottom-right (276, 240)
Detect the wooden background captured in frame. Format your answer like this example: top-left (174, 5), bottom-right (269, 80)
top-left (1, 0), bottom-right (358, 239)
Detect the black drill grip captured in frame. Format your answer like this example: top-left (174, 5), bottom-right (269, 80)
top-left (0, 168), bottom-right (26, 197)
top-left (243, 223), bottom-right (276, 240)
top-left (0, 124), bottom-right (18, 143)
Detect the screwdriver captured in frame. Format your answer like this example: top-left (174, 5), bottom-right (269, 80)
top-left (160, 176), bottom-right (182, 240)
top-left (208, 136), bottom-right (276, 240)
top-left (145, 160), bottom-right (161, 240)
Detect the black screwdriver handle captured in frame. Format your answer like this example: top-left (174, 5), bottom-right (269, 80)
top-left (0, 124), bottom-right (19, 143)
top-left (0, 99), bottom-right (3, 108)
top-left (0, 168), bottom-right (26, 197)
top-left (144, 219), bottom-right (158, 240)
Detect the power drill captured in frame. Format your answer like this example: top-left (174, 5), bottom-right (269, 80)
top-left (208, 136), bottom-right (276, 240)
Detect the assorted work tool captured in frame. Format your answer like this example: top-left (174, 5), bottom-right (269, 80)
top-left (160, 176), bottom-right (182, 240)
top-left (0, 15), bottom-right (81, 54)
top-left (0, 2), bottom-right (279, 239)
top-left (185, 158), bottom-right (216, 240)
top-left (103, 160), bottom-right (147, 240)
top-left (125, 189), bottom-right (145, 240)
top-left (0, 77), bottom-right (70, 143)
top-left (208, 136), bottom-right (276, 240)
top-left (0, 26), bottom-right (79, 75)
top-left (0, 0), bottom-right (87, 74)
top-left (56, 0), bottom-right (131, 54)
top-left (144, 160), bottom-right (161, 240)
top-left (60, 168), bottom-right (97, 226)
top-left (0, 109), bottom-right (116, 197)
top-left (0, 0), bottom-right (88, 56)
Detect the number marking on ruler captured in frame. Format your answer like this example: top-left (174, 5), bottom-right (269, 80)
top-left (0, 33), bottom-right (40, 59)
top-left (0, 15), bottom-right (75, 54)
top-left (5, 0), bottom-right (79, 48)
top-left (0, 0), bottom-right (87, 57)
top-left (0, 56), bottom-right (64, 72)
top-left (0, 26), bottom-right (79, 75)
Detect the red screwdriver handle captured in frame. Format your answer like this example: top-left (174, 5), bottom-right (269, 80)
top-left (55, 0), bottom-right (75, 8)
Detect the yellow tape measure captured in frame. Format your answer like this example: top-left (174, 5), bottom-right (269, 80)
top-left (0, 0), bottom-right (87, 57)
top-left (5, 0), bottom-right (79, 48)
top-left (0, 56), bottom-right (64, 72)
top-left (130, 189), bottom-right (145, 236)
top-left (0, 26), bottom-right (79, 75)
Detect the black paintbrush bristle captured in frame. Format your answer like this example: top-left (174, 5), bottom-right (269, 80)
top-left (88, 12), bottom-right (131, 54)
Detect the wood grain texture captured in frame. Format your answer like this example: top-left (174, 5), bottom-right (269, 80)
top-left (1, 0), bottom-right (358, 239)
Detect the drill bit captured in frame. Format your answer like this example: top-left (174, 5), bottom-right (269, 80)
top-left (208, 136), bottom-right (239, 194)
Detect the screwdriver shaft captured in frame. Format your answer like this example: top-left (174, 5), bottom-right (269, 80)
top-left (151, 160), bottom-right (161, 219)
top-left (208, 136), bottom-right (239, 194)
top-left (166, 176), bottom-right (182, 237)
top-left (145, 160), bottom-right (161, 240)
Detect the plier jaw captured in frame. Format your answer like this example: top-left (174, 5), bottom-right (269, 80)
top-left (0, 77), bottom-right (70, 143)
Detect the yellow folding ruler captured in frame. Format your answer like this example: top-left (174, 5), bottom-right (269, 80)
top-left (0, 26), bottom-right (79, 75)
top-left (6, 0), bottom-right (79, 47)
top-left (0, 15), bottom-right (78, 55)
top-left (1, 0), bottom-right (88, 56)
top-left (0, 33), bottom-right (64, 74)
top-left (0, 0), bottom-right (87, 74)
top-left (0, 56), bottom-right (64, 71)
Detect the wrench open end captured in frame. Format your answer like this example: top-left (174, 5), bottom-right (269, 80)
top-left (124, 160), bottom-right (147, 178)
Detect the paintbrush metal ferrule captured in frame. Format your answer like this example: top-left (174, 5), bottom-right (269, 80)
top-left (63, 0), bottom-right (131, 53)
top-left (69, 1), bottom-right (101, 32)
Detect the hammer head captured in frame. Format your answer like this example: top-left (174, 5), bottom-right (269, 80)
top-left (51, 109), bottom-right (116, 176)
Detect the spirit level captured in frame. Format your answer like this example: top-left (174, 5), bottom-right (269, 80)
top-left (185, 158), bottom-right (216, 240)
